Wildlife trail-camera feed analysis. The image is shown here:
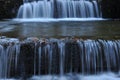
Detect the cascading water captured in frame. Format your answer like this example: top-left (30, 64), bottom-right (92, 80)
top-left (0, 38), bottom-right (120, 79)
top-left (17, 0), bottom-right (101, 19)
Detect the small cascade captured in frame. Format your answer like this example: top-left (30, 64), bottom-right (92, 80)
top-left (0, 38), bottom-right (20, 78)
top-left (0, 38), bottom-right (120, 79)
top-left (17, 0), bottom-right (101, 19)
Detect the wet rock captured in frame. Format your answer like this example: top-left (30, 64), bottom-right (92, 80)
top-left (17, 42), bottom-right (35, 78)
top-left (26, 37), bottom-right (39, 42)
top-left (64, 41), bottom-right (81, 73)
top-left (0, 36), bottom-right (6, 39)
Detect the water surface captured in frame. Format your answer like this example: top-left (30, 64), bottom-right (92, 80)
top-left (0, 20), bottom-right (120, 39)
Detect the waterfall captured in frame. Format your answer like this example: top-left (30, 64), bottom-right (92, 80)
top-left (17, 0), bottom-right (101, 19)
top-left (0, 38), bottom-right (20, 78)
top-left (0, 38), bottom-right (120, 79)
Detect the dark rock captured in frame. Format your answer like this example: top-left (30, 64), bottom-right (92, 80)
top-left (51, 42), bottom-right (60, 74)
top-left (64, 41), bottom-right (81, 73)
top-left (0, 0), bottom-right (23, 19)
top-left (17, 42), bottom-right (35, 78)
top-left (101, 0), bottom-right (120, 19)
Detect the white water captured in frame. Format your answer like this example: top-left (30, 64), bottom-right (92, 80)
top-left (13, 18), bottom-right (104, 22)
top-left (1, 73), bottom-right (120, 80)
top-left (29, 73), bottom-right (120, 80)
top-left (17, 0), bottom-right (100, 19)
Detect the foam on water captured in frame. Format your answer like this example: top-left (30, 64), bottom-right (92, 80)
top-left (29, 73), bottom-right (120, 80)
top-left (13, 18), bottom-right (105, 22)
top-left (1, 74), bottom-right (120, 80)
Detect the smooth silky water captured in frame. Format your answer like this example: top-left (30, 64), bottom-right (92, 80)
top-left (0, 0), bottom-right (120, 80)
top-left (17, 0), bottom-right (100, 18)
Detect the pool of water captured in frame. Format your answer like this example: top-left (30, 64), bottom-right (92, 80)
top-left (0, 20), bottom-right (120, 40)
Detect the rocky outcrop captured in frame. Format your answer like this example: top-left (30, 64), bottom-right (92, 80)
top-left (0, 0), bottom-right (22, 19)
